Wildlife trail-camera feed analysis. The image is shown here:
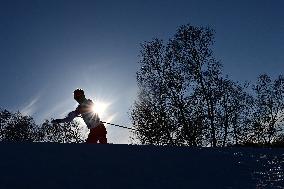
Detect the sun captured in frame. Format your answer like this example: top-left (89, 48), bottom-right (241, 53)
top-left (92, 101), bottom-right (109, 117)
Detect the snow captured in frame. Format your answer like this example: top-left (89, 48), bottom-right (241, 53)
top-left (0, 144), bottom-right (283, 188)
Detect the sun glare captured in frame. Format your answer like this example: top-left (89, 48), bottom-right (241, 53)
top-left (92, 101), bottom-right (109, 117)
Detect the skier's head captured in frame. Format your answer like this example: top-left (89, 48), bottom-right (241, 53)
top-left (73, 88), bottom-right (85, 103)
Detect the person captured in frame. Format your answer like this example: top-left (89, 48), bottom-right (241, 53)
top-left (52, 89), bottom-right (107, 144)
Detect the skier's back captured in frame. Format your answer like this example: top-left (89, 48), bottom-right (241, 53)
top-left (52, 89), bottom-right (107, 144)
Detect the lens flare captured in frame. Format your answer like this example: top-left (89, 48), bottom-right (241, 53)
top-left (92, 101), bottom-right (109, 117)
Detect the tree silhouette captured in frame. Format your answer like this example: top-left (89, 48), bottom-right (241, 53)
top-left (131, 24), bottom-right (255, 147)
top-left (0, 109), bottom-right (12, 141)
top-left (0, 109), bottom-right (40, 142)
top-left (216, 79), bottom-right (252, 146)
top-left (0, 109), bottom-right (85, 143)
top-left (39, 120), bottom-right (85, 143)
top-left (171, 25), bottom-right (223, 147)
top-left (248, 74), bottom-right (284, 144)
top-left (131, 24), bottom-right (224, 146)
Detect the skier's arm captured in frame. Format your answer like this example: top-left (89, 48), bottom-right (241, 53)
top-left (52, 109), bottom-right (80, 124)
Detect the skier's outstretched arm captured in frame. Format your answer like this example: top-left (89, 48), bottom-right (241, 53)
top-left (52, 110), bottom-right (79, 124)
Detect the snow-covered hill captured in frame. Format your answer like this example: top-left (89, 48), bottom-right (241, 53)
top-left (0, 143), bottom-right (283, 188)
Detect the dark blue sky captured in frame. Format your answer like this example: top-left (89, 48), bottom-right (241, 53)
top-left (1, 0), bottom-right (284, 143)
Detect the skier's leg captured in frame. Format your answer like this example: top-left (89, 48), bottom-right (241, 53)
top-left (98, 136), bottom-right (107, 144)
top-left (99, 124), bottom-right (107, 144)
top-left (86, 129), bottom-right (99, 143)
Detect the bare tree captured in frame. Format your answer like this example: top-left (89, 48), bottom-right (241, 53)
top-left (0, 110), bottom-right (39, 142)
top-left (0, 109), bottom-right (85, 143)
top-left (0, 109), bottom-right (12, 140)
top-left (131, 24), bottom-right (223, 146)
top-left (216, 79), bottom-right (252, 146)
top-left (169, 24), bottom-right (223, 147)
top-left (249, 74), bottom-right (284, 144)
top-left (131, 39), bottom-right (179, 145)
top-left (40, 119), bottom-right (85, 143)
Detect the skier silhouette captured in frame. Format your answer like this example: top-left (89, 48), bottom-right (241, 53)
top-left (52, 89), bottom-right (107, 144)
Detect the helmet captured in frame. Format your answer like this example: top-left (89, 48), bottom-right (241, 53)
top-left (73, 88), bottom-right (85, 101)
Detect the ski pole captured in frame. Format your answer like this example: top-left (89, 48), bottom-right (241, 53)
top-left (101, 121), bottom-right (136, 131)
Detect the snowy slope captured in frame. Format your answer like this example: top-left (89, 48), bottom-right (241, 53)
top-left (0, 143), bottom-right (283, 188)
